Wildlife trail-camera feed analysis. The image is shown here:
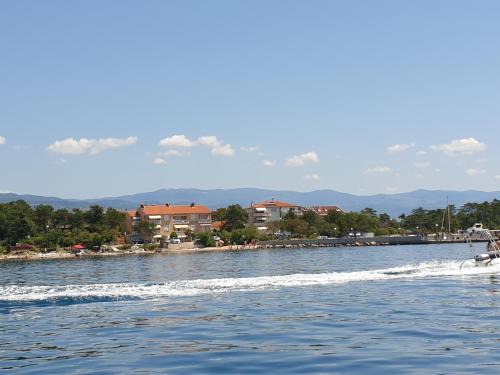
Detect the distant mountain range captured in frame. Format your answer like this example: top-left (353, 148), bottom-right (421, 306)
top-left (1, 188), bottom-right (499, 218)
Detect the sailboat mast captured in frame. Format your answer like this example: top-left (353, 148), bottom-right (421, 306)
top-left (447, 196), bottom-right (451, 235)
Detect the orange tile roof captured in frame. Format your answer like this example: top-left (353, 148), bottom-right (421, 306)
top-left (211, 221), bottom-right (225, 231)
top-left (126, 210), bottom-right (137, 218)
top-left (252, 200), bottom-right (299, 208)
top-left (140, 204), bottom-right (210, 216)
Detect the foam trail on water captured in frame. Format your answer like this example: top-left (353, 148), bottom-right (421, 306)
top-left (2, 260), bottom-right (500, 302)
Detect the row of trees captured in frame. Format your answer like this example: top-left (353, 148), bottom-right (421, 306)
top-left (258, 200), bottom-right (500, 239)
top-left (0, 200), bottom-right (125, 251)
top-left (268, 209), bottom-right (398, 238)
top-left (200, 205), bottom-right (263, 246)
top-left (400, 200), bottom-right (500, 233)
top-left (2, 199), bottom-right (500, 251)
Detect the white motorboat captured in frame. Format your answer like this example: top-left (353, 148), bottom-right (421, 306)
top-left (460, 230), bottom-right (500, 269)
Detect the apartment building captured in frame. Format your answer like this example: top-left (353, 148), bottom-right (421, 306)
top-left (126, 203), bottom-right (212, 243)
top-left (246, 200), bottom-right (304, 231)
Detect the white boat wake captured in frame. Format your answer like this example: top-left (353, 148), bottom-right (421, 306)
top-left (2, 260), bottom-right (500, 302)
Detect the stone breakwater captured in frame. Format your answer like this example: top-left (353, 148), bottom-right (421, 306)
top-left (257, 235), bottom-right (471, 249)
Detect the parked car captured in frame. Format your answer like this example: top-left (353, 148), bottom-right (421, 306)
top-left (170, 238), bottom-right (181, 244)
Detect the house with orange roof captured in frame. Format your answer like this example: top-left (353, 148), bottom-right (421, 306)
top-left (308, 205), bottom-right (344, 215)
top-left (126, 203), bottom-right (212, 244)
top-left (246, 200), bottom-right (304, 231)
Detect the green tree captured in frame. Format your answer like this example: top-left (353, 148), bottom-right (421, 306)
top-left (53, 208), bottom-right (71, 228)
top-left (33, 205), bottom-right (54, 232)
top-left (137, 220), bottom-right (155, 241)
top-left (230, 227), bottom-right (258, 245)
top-left (0, 201), bottom-right (36, 245)
top-left (104, 208), bottom-right (126, 232)
top-left (361, 208), bottom-right (378, 217)
top-left (222, 205), bottom-right (248, 231)
top-left (70, 209), bottom-right (86, 230)
top-left (84, 205), bottom-right (105, 230)
top-left (196, 232), bottom-right (216, 247)
top-left (212, 207), bottom-right (227, 221)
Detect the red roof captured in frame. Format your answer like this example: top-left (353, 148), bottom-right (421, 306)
top-left (126, 210), bottom-right (137, 218)
top-left (211, 221), bottom-right (225, 231)
top-left (251, 200), bottom-right (299, 208)
top-left (140, 204), bottom-right (210, 216)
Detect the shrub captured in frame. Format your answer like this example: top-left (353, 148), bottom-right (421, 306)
top-left (195, 232), bottom-right (216, 247)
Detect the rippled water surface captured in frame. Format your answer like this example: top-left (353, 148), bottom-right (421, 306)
top-left (2, 244), bottom-right (500, 374)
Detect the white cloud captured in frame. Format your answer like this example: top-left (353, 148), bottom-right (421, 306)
top-left (153, 158), bottom-right (167, 165)
top-left (431, 138), bottom-right (486, 156)
top-left (304, 174), bottom-right (320, 181)
top-left (158, 149), bottom-right (190, 158)
top-left (211, 144), bottom-right (235, 157)
top-left (285, 151), bottom-right (319, 167)
top-left (466, 168), bottom-right (486, 176)
top-left (263, 160), bottom-right (276, 167)
top-left (89, 137), bottom-right (138, 155)
top-left (414, 162), bottom-right (430, 169)
top-left (197, 135), bottom-right (235, 157)
top-left (494, 175), bottom-right (500, 180)
top-left (364, 165), bottom-right (392, 174)
top-left (416, 150), bottom-right (428, 156)
top-left (47, 138), bottom-right (91, 155)
top-left (0, 136), bottom-right (5, 145)
top-left (387, 143), bottom-right (415, 154)
top-left (159, 134), bottom-right (195, 148)
top-left (47, 136), bottom-right (137, 155)
top-left (386, 187), bottom-right (399, 193)
top-left (241, 146), bottom-right (259, 152)
top-left (197, 135), bottom-right (221, 148)
top-left (158, 134), bottom-right (235, 157)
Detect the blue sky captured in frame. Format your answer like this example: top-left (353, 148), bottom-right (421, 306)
top-left (1, 1), bottom-right (500, 198)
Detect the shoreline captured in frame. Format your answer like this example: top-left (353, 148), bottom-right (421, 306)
top-left (0, 244), bottom-right (262, 262)
top-left (0, 239), bottom-right (480, 262)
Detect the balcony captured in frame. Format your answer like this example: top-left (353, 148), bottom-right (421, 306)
top-left (173, 219), bottom-right (189, 225)
top-left (254, 212), bottom-right (271, 218)
top-left (198, 219), bottom-right (212, 225)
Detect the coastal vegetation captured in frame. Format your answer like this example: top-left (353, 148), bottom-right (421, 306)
top-left (0, 200), bottom-right (125, 252)
top-left (265, 200), bottom-right (500, 238)
top-left (2, 199), bottom-right (500, 253)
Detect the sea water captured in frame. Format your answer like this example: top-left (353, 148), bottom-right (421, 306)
top-left (2, 243), bottom-right (500, 374)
